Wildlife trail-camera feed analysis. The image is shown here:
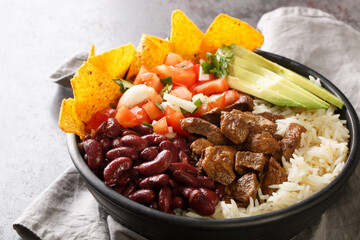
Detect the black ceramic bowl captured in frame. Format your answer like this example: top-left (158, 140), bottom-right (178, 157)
top-left (67, 50), bottom-right (360, 240)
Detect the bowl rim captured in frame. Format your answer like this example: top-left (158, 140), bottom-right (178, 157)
top-left (67, 49), bottom-right (360, 229)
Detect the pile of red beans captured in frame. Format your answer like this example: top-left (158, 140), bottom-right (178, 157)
top-left (79, 118), bottom-right (224, 216)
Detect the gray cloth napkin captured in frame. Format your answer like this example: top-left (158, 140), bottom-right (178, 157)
top-left (13, 6), bottom-right (360, 240)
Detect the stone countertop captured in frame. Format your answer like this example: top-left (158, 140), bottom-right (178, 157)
top-left (1, 0), bottom-right (359, 239)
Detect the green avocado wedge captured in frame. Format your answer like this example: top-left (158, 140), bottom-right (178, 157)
top-left (229, 58), bottom-right (329, 109)
top-left (228, 44), bottom-right (344, 109)
top-left (227, 76), bottom-right (304, 107)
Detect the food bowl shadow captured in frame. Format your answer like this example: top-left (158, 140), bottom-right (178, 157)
top-left (67, 50), bottom-right (360, 240)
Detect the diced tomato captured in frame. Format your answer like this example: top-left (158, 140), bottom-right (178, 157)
top-left (165, 106), bottom-right (189, 137)
top-left (165, 53), bottom-right (183, 66)
top-left (191, 103), bottom-right (211, 117)
top-left (153, 117), bottom-right (169, 135)
top-left (151, 64), bottom-right (197, 88)
top-left (142, 101), bottom-right (165, 121)
top-left (192, 77), bottom-right (229, 96)
top-left (134, 66), bottom-right (150, 83)
top-left (130, 106), bottom-right (151, 124)
top-left (208, 94), bottom-right (226, 109)
top-left (224, 90), bottom-right (241, 106)
top-left (148, 89), bottom-right (163, 103)
top-left (169, 86), bottom-right (193, 101)
top-left (174, 60), bottom-right (195, 68)
top-left (115, 105), bottom-right (138, 128)
top-left (85, 107), bottom-right (116, 132)
top-left (133, 72), bottom-right (163, 93)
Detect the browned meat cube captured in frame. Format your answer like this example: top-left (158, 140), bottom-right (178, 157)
top-left (223, 92), bottom-right (254, 112)
top-left (200, 92), bottom-right (254, 127)
top-left (220, 111), bottom-right (249, 144)
top-left (230, 110), bottom-right (277, 135)
top-left (261, 157), bottom-right (288, 195)
top-left (180, 117), bottom-right (231, 145)
top-left (229, 173), bottom-right (258, 204)
top-left (201, 146), bottom-right (237, 185)
top-left (190, 138), bottom-right (214, 156)
top-left (245, 132), bottom-right (279, 155)
top-left (235, 151), bottom-right (268, 175)
top-left (258, 112), bottom-right (285, 123)
top-left (201, 107), bottom-right (222, 126)
top-left (279, 123), bottom-right (307, 161)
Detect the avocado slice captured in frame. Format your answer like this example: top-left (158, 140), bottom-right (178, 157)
top-left (228, 64), bottom-right (328, 109)
top-left (226, 76), bottom-right (304, 107)
top-left (229, 44), bottom-right (344, 109)
top-left (229, 57), bottom-right (329, 109)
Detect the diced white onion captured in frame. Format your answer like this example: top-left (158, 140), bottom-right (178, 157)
top-left (198, 65), bottom-right (211, 81)
top-left (192, 93), bottom-right (209, 103)
top-left (164, 93), bottom-right (197, 113)
top-left (117, 84), bottom-right (149, 109)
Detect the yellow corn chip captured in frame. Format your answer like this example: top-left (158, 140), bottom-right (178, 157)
top-left (146, 35), bottom-right (173, 55)
top-left (170, 10), bottom-right (204, 60)
top-left (71, 62), bottom-right (121, 123)
top-left (127, 34), bottom-right (168, 79)
top-left (58, 98), bottom-right (86, 138)
top-left (88, 43), bottom-right (95, 60)
top-left (198, 14), bottom-right (264, 59)
top-left (88, 43), bottom-right (135, 79)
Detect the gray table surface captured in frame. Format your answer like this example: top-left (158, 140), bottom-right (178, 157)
top-left (1, 0), bottom-right (359, 239)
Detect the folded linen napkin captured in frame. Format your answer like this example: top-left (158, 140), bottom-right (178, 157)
top-left (14, 7), bottom-right (360, 240)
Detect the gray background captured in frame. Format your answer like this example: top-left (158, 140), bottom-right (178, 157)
top-left (1, 0), bottom-right (359, 239)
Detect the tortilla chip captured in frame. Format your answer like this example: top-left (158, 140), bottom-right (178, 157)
top-left (198, 14), bottom-right (264, 59)
top-left (58, 98), bottom-right (86, 138)
top-left (170, 10), bottom-right (204, 60)
top-left (146, 35), bottom-right (173, 55)
top-left (71, 62), bottom-right (121, 123)
top-left (88, 43), bottom-right (135, 79)
top-left (88, 43), bottom-right (95, 60)
top-left (127, 34), bottom-right (169, 79)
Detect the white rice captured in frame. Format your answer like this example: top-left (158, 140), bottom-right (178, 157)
top-left (183, 99), bottom-right (350, 218)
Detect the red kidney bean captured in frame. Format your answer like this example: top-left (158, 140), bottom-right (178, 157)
top-left (105, 118), bottom-right (123, 138)
top-left (122, 183), bottom-right (138, 198)
top-left (111, 137), bottom-right (122, 148)
top-left (121, 134), bottom-right (148, 152)
top-left (99, 137), bottom-right (111, 152)
top-left (197, 176), bottom-right (216, 190)
top-left (158, 186), bottom-right (172, 213)
top-left (171, 196), bottom-right (184, 209)
top-left (93, 121), bottom-right (107, 141)
top-left (172, 137), bottom-right (190, 155)
top-left (138, 150), bottom-right (172, 176)
top-left (171, 186), bottom-right (184, 196)
top-left (172, 170), bottom-right (200, 188)
top-left (159, 140), bottom-right (179, 163)
top-left (141, 134), bottom-right (167, 146)
top-left (103, 157), bottom-right (132, 186)
top-left (122, 129), bottom-right (140, 136)
top-left (83, 139), bottom-right (104, 170)
top-left (168, 179), bottom-right (179, 188)
top-left (178, 151), bottom-right (190, 164)
top-left (168, 163), bottom-right (198, 176)
top-left (114, 186), bottom-right (125, 194)
top-left (131, 124), bottom-right (154, 136)
top-left (200, 188), bottom-right (219, 208)
top-left (106, 146), bottom-right (138, 161)
top-left (139, 147), bottom-right (159, 162)
top-left (128, 189), bottom-right (155, 204)
top-left (116, 168), bottom-right (139, 186)
top-left (139, 174), bottom-right (170, 189)
top-left (215, 183), bottom-right (225, 201)
top-left (189, 189), bottom-right (216, 216)
top-left (181, 187), bottom-right (195, 199)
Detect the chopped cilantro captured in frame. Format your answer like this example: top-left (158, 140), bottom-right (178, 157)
top-left (193, 98), bottom-right (203, 107)
top-left (113, 77), bottom-right (133, 93)
top-left (109, 103), bottom-right (116, 109)
top-left (160, 76), bottom-right (173, 86)
top-left (143, 122), bottom-right (153, 128)
top-left (155, 102), bottom-right (164, 112)
top-left (201, 44), bottom-right (234, 78)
